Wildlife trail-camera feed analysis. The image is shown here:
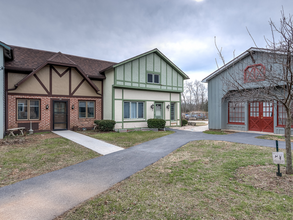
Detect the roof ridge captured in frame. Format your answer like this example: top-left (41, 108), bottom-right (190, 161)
top-left (9, 44), bottom-right (117, 64)
top-left (48, 52), bottom-right (76, 65)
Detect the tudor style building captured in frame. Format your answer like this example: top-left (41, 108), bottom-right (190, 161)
top-left (202, 47), bottom-right (291, 135)
top-left (0, 41), bottom-right (189, 138)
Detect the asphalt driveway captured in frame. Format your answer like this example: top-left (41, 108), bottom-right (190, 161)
top-left (0, 129), bottom-right (291, 220)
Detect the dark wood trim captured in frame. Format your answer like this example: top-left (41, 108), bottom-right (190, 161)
top-left (50, 98), bottom-right (53, 130)
top-left (34, 75), bottom-right (50, 94)
top-left (5, 71), bottom-right (8, 131)
top-left (5, 68), bottom-right (33, 73)
top-left (88, 75), bottom-right (106, 80)
top-left (101, 80), bottom-right (103, 119)
top-left (71, 79), bottom-right (85, 96)
top-left (69, 68), bottom-right (71, 96)
top-left (7, 92), bottom-right (102, 98)
top-left (15, 62), bottom-right (48, 87)
top-left (51, 65), bottom-right (70, 77)
top-left (50, 65), bottom-right (52, 95)
top-left (51, 99), bottom-right (70, 130)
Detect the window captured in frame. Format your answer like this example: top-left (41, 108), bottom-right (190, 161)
top-left (79, 101), bottom-right (95, 118)
top-left (17, 99), bottom-right (40, 120)
top-left (147, 73), bottom-right (160, 84)
top-left (277, 102), bottom-right (293, 127)
top-left (124, 102), bottom-right (144, 119)
top-left (244, 64), bottom-right (266, 83)
top-left (170, 103), bottom-right (175, 121)
top-left (228, 102), bottom-right (245, 124)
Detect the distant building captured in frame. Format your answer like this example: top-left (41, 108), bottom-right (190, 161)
top-left (202, 47), bottom-right (290, 134)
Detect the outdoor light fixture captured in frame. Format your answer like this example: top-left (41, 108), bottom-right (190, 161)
top-left (72, 105), bottom-right (74, 110)
top-left (150, 104), bottom-right (154, 109)
top-left (46, 104), bottom-right (49, 109)
top-left (166, 104), bottom-right (170, 109)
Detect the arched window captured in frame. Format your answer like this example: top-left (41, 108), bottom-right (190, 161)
top-left (244, 64), bottom-right (266, 83)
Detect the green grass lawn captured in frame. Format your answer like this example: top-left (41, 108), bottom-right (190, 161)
top-left (203, 130), bottom-right (228, 135)
top-left (0, 133), bottom-right (100, 187)
top-left (256, 134), bottom-right (293, 142)
top-left (58, 140), bottom-right (293, 220)
top-left (195, 122), bottom-right (208, 126)
top-left (78, 130), bottom-right (174, 148)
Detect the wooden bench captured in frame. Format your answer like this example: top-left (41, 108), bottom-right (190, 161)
top-left (7, 127), bottom-right (26, 137)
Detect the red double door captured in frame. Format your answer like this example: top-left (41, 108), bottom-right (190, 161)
top-left (249, 102), bottom-right (274, 132)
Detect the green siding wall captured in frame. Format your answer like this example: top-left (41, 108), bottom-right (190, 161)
top-left (114, 52), bottom-right (183, 92)
top-left (103, 69), bottom-right (114, 120)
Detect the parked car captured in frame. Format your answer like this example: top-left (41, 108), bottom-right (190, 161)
top-left (184, 114), bottom-right (190, 120)
top-left (189, 113), bottom-right (207, 120)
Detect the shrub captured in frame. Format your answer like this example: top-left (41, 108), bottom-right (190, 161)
top-left (94, 120), bottom-right (116, 132)
top-left (182, 119), bottom-right (188, 126)
top-left (147, 119), bottom-right (166, 128)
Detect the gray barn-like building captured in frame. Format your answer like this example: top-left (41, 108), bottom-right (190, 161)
top-left (202, 47), bottom-right (291, 135)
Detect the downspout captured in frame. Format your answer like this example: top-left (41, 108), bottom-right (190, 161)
top-left (6, 85), bottom-right (18, 135)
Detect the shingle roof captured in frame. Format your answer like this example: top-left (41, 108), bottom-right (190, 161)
top-left (5, 45), bottom-right (117, 78)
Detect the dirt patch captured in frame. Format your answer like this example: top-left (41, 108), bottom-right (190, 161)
top-left (236, 165), bottom-right (293, 197)
top-left (0, 132), bottom-right (59, 147)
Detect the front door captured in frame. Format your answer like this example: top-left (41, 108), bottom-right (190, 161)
top-left (249, 101), bottom-right (274, 132)
top-left (155, 103), bottom-right (163, 119)
top-left (53, 101), bottom-right (68, 130)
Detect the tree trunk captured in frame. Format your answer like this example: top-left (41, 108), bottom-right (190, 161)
top-left (285, 110), bottom-right (293, 174)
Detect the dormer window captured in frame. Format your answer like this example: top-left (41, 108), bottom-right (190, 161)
top-left (147, 73), bottom-right (160, 84)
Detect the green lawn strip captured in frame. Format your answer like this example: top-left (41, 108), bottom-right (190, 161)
top-left (195, 122), bottom-right (208, 126)
top-left (203, 130), bottom-right (228, 135)
top-left (0, 137), bottom-right (100, 187)
top-left (58, 140), bottom-right (293, 220)
top-left (79, 131), bottom-right (174, 148)
top-left (256, 134), bottom-right (293, 142)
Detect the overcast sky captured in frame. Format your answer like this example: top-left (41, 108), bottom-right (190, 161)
top-left (1, 0), bottom-right (292, 82)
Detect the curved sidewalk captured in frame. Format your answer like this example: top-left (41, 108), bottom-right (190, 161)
top-left (0, 130), bottom-right (291, 220)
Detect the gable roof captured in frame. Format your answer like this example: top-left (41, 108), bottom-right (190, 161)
top-left (201, 47), bottom-right (281, 83)
top-left (5, 45), bottom-right (116, 78)
top-left (100, 48), bottom-right (189, 80)
top-left (14, 52), bottom-right (104, 94)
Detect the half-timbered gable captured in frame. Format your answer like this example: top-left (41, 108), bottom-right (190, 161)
top-left (5, 46), bottom-right (114, 132)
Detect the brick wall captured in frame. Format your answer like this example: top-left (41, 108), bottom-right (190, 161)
top-left (8, 95), bottom-right (102, 130)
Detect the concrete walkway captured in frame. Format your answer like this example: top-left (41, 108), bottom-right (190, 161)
top-left (0, 130), bottom-right (292, 220)
top-left (52, 130), bottom-right (124, 155)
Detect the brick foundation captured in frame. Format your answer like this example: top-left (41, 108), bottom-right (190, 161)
top-left (7, 95), bottom-right (102, 131)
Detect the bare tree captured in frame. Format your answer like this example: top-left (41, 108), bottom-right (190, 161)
top-left (182, 80), bottom-right (208, 113)
top-left (222, 9), bottom-right (293, 174)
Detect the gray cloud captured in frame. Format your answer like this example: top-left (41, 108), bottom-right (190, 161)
top-left (1, 0), bottom-right (292, 81)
